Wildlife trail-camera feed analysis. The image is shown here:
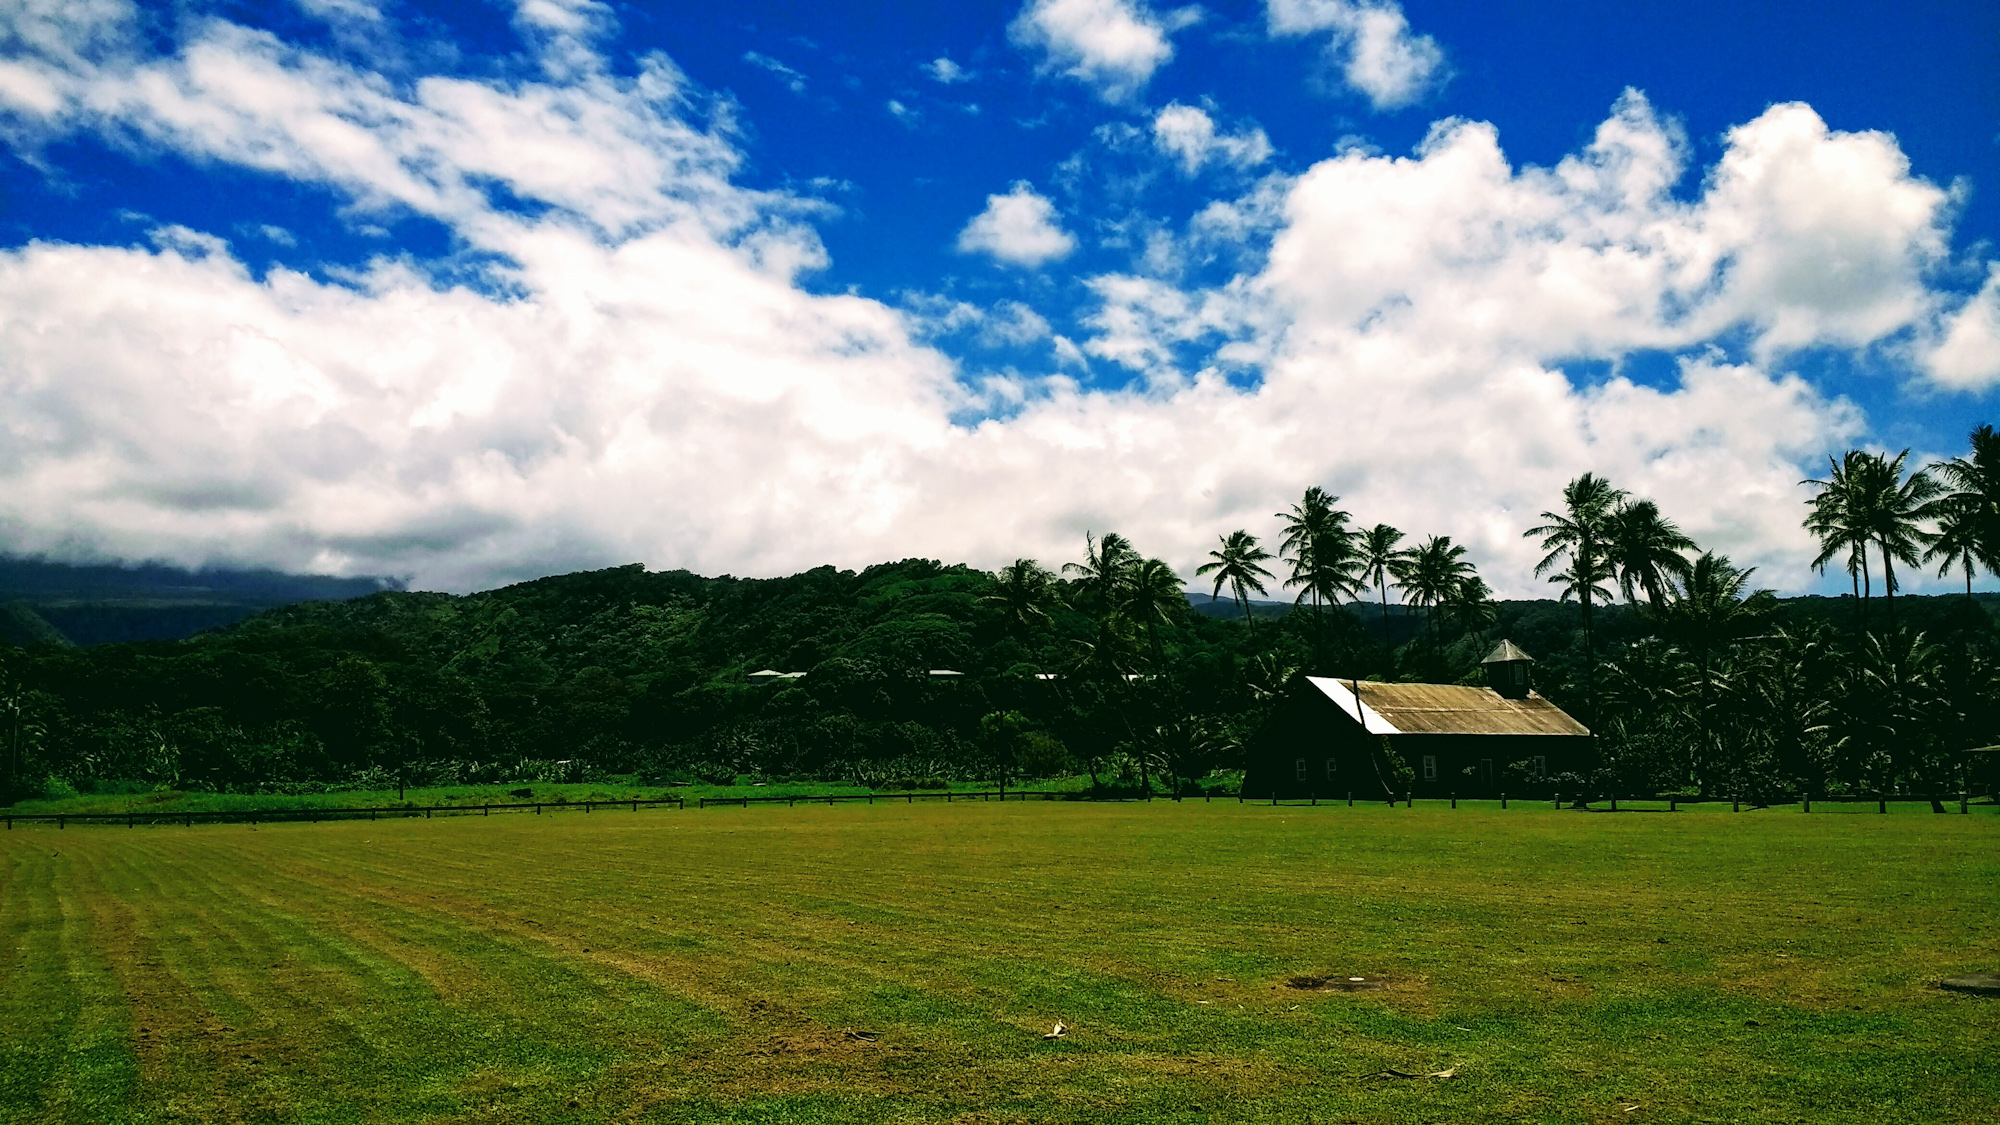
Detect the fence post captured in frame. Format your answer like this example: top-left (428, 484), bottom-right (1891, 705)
top-left (1878, 793), bottom-right (1887, 814)
top-left (59, 815), bottom-right (64, 830)
top-left (1610, 796), bottom-right (1617, 812)
top-left (633, 801), bottom-right (638, 812)
top-left (1803, 795), bottom-right (1810, 813)
top-left (128, 814), bottom-right (134, 828)
top-left (1311, 792), bottom-right (1316, 806)
top-left (1963, 792), bottom-right (1970, 815)
top-left (1669, 798), bottom-right (1676, 812)
top-left (1501, 793), bottom-right (1507, 809)
top-left (536, 804), bottom-right (541, 815)
top-left (1451, 793), bottom-right (1457, 809)
top-left (426, 808), bottom-right (432, 819)
top-left (1554, 791), bottom-right (1561, 809)
top-left (1406, 790), bottom-right (1412, 808)
top-left (484, 805), bottom-right (490, 816)
top-left (184, 813), bottom-right (191, 827)
top-left (1348, 791), bottom-right (1353, 807)
top-left (1733, 794), bottom-right (1739, 812)
top-left (371, 809), bottom-right (376, 821)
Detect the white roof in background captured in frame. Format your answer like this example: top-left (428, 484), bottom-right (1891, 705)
top-left (1307, 677), bottom-right (1399, 734)
top-left (748, 669), bottom-right (784, 677)
top-left (928, 669), bottom-right (963, 676)
top-left (1034, 673), bottom-right (1060, 680)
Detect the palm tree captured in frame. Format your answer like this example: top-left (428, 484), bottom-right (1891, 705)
top-left (1652, 552), bottom-right (1777, 791)
top-left (1803, 450), bottom-right (1873, 612)
top-left (1606, 499), bottom-right (1696, 610)
top-left (984, 559), bottom-right (1058, 639)
top-left (1851, 450), bottom-right (1940, 619)
top-left (1926, 423), bottom-right (2000, 594)
top-left (1923, 494), bottom-right (1985, 598)
top-left (1118, 557), bottom-right (1188, 670)
top-left (1356, 523), bottom-right (1408, 649)
top-left (1396, 535), bottom-right (1476, 647)
top-left (1062, 531), bottom-right (1138, 617)
top-left (1525, 472), bottom-right (1626, 717)
top-left (1195, 530), bottom-right (1276, 636)
top-left (1445, 574), bottom-right (1498, 639)
top-left (1276, 487), bottom-right (1360, 663)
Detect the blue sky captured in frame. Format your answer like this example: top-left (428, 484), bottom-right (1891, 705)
top-left (0, 0), bottom-right (1995, 593)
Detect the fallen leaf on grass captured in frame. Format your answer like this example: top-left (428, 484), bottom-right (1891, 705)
top-left (1042, 1022), bottom-right (1067, 1040)
top-left (843, 1030), bottom-right (879, 1043)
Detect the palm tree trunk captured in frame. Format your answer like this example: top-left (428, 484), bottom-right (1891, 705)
top-left (1880, 542), bottom-right (1896, 624)
top-left (1582, 586), bottom-right (1596, 728)
top-left (1377, 576), bottom-right (1392, 649)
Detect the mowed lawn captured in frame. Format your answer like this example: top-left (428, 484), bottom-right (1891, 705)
top-left (2, 802), bottom-right (1995, 1124)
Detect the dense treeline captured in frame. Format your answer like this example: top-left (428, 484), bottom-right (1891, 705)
top-left (4, 428), bottom-right (2000, 804)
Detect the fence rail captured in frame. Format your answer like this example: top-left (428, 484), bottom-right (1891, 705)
top-left (1247, 790), bottom-right (1985, 813)
top-left (4, 788), bottom-right (1988, 830)
top-left (695, 789), bottom-right (1137, 807)
top-left (4, 796), bottom-right (685, 829)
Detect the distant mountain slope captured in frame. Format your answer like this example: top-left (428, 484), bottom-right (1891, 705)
top-left (0, 557), bottom-right (400, 646)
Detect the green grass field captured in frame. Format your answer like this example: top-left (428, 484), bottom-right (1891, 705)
top-left (3, 802), bottom-right (1995, 1124)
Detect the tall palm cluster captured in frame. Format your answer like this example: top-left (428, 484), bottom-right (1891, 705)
top-left (1589, 426), bottom-right (2000, 800)
top-left (1802, 426), bottom-right (2000, 612)
top-left (968, 425), bottom-right (2000, 800)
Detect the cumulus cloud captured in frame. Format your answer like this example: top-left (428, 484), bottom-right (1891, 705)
top-left (1152, 103), bottom-right (1273, 175)
top-left (1009, 0), bottom-right (1196, 103)
top-left (956, 182), bottom-right (1077, 267)
top-left (0, 7), bottom-right (1982, 595)
top-left (1923, 264), bottom-right (2000, 390)
top-left (1267, 0), bottom-right (1444, 110)
top-left (926, 57), bottom-right (969, 84)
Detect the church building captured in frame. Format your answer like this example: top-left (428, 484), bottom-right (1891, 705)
top-left (1241, 640), bottom-right (1591, 800)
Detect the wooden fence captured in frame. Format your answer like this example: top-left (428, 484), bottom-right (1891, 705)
top-left (4, 787), bottom-right (1987, 830)
top-left (4, 796), bottom-right (684, 830)
top-left (1248, 791), bottom-right (1984, 814)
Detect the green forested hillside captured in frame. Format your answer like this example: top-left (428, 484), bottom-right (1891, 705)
top-left (1, 555), bottom-right (1995, 804)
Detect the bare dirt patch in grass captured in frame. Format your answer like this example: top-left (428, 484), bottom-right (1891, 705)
top-left (1285, 973), bottom-right (1391, 992)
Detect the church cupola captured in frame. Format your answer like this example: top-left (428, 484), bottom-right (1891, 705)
top-left (1481, 639), bottom-right (1535, 699)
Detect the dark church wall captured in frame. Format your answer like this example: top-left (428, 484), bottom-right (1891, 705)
top-left (1398, 734), bottom-right (1591, 798)
top-left (1241, 688), bottom-right (1398, 801)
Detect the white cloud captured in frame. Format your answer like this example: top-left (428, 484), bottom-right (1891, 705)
top-left (1923, 264), bottom-right (2000, 390)
top-left (956, 182), bottom-right (1076, 267)
top-left (1151, 102), bottom-right (1272, 175)
top-left (1009, 0), bottom-right (1194, 103)
top-left (1267, 0), bottom-right (1444, 110)
top-left (926, 57), bottom-right (969, 84)
top-left (886, 98), bottom-right (918, 126)
top-left (0, 8), bottom-right (1983, 597)
top-left (982, 300), bottom-right (1054, 347)
top-left (742, 50), bottom-right (807, 94)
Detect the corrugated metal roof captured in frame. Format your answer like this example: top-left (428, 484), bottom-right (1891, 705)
top-left (1481, 639), bottom-right (1535, 664)
top-left (1306, 677), bottom-right (1589, 737)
